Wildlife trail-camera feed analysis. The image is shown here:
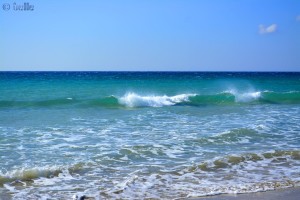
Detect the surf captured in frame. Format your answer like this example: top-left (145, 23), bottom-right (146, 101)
top-left (1, 91), bottom-right (300, 109)
top-left (118, 92), bottom-right (196, 107)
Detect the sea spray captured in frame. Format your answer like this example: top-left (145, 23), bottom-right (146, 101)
top-left (118, 92), bottom-right (196, 107)
top-left (1, 91), bottom-right (300, 109)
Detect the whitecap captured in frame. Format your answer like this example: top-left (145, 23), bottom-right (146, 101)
top-left (118, 92), bottom-right (196, 107)
top-left (226, 90), bottom-right (261, 102)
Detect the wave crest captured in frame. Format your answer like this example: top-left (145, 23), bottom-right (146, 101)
top-left (227, 90), bottom-right (261, 102)
top-left (0, 91), bottom-right (300, 109)
top-left (118, 92), bottom-right (196, 107)
top-left (0, 163), bottom-right (86, 186)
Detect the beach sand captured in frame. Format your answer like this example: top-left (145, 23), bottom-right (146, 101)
top-left (191, 187), bottom-right (300, 200)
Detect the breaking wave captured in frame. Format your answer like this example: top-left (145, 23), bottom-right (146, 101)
top-left (1, 91), bottom-right (300, 108)
top-left (0, 163), bottom-right (86, 186)
top-left (118, 92), bottom-right (196, 107)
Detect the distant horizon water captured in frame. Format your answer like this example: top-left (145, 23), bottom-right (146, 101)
top-left (1, 70), bottom-right (300, 73)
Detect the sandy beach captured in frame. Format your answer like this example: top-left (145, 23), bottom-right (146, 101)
top-left (192, 187), bottom-right (300, 200)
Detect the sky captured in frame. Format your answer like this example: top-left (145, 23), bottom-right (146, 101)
top-left (0, 0), bottom-right (300, 71)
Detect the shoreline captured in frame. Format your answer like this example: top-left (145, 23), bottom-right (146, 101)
top-left (191, 187), bottom-right (300, 200)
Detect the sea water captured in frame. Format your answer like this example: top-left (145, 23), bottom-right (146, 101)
top-left (0, 72), bottom-right (300, 199)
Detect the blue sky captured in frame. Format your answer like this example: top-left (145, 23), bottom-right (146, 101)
top-left (1, 0), bottom-right (300, 71)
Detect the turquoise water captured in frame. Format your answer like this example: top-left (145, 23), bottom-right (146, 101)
top-left (0, 72), bottom-right (300, 199)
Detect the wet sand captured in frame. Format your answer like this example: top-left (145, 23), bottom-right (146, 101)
top-left (192, 187), bottom-right (300, 200)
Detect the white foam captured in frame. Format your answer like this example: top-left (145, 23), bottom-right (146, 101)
top-left (227, 90), bottom-right (261, 102)
top-left (118, 92), bottom-right (196, 107)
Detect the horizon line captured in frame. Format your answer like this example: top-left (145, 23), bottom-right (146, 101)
top-left (1, 70), bottom-right (300, 73)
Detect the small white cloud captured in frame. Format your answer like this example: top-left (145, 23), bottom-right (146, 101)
top-left (297, 15), bottom-right (300, 21)
top-left (259, 24), bottom-right (277, 34)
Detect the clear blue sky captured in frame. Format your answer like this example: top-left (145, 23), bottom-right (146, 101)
top-left (1, 0), bottom-right (300, 71)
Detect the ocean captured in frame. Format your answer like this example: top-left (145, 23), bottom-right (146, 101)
top-left (0, 72), bottom-right (300, 199)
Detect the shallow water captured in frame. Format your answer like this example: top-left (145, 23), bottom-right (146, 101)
top-left (0, 72), bottom-right (300, 199)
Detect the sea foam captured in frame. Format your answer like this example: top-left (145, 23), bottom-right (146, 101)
top-left (226, 90), bottom-right (261, 102)
top-left (118, 92), bottom-right (196, 107)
